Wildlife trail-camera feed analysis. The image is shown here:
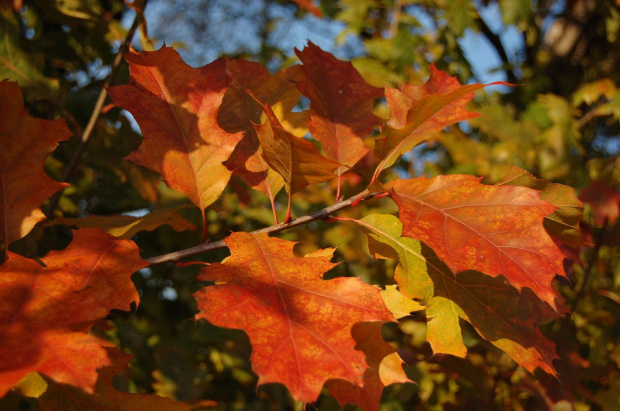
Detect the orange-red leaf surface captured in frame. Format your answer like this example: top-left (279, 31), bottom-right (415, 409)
top-left (355, 214), bottom-right (559, 376)
top-left (373, 66), bottom-right (509, 182)
top-left (327, 322), bottom-right (411, 411)
top-left (252, 99), bottom-right (341, 196)
top-left (0, 80), bottom-right (71, 245)
top-left (193, 232), bottom-right (395, 403)
top-left (387, 175), bottom-right (566, 308)
top-left (220, 60), bottom-right (306, 202)
top-left (0, 228), bottom-right (146, 395)
top-left (295, 42), bottom-right (383, 170)
top-left (108, 46), bottom-right (242, 239)
top-left (38, 347), bottom-right (190, 411)
top-left (498, 166), bottom-right (584, 248)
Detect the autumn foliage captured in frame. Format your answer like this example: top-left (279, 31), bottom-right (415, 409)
top-left (2, 36), bottom-right (609, 409)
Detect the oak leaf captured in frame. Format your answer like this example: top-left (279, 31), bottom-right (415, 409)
top-left (387, 174), bottom-right (567, 308)
top-left (355, 214), bottom-right (559, 376)
top-left (327, 321), bottom-right (412, 411)
top-left (108, 46), bottom-right (242, 240)
top-left (497, 166), bottom-right (585, 247)
top-left (0, 80), bottom-right (71, 245)
top-left (372, 66), bottom-right (509, 182)
top-left (193, 232), bottom-right (395, 403)
top-left (220, 60), bottom-right (306, 207)
top-left (295, 42), bottom-right (383, 171)
top-left (0, 228), bottom-right (146, 395)
top-left (252, 97), bottom-right (341, 219)
top-left (38, 347), bottom-right (190, 411)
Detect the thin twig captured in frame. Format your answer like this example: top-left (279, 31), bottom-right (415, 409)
top-left (145, 191), bottom-right (380, 265)
top-left (476, 15), bottom-right (518, 84)
top-left (388, 0), bottom-right (402, 38)
top-left (45, 14), bottom-right (143, 218)
top-left (571, 219), bottom-right (608, 310)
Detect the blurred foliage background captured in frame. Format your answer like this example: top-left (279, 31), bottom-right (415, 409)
top-left (1, 0), bottom-right (619, 409)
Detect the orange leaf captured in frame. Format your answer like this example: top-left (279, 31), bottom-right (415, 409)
top-left (327, 322), bottom-right (412, 411)
top-left (108, 46), bottom-right (242, 239)
top-left (387, 174), bottom-right (566, 308)
top-left (193, 232), bottom-right (395, 403)
top-left (373, 66), bottom-right (509, 182)
top-left (0, 228), bottom-right (146, 395)
top-left (252, 98), bottom-right (341, 217)
top-left (0, 80), bottom-right (71, 245)
top-left (38, 347), bottom-right (190, 410)
top-left (497, 166), bottom-right (585, 248)
top-left (295, 42), bottom-right (383, 170)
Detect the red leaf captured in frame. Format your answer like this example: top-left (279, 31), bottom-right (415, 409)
top-left (373, 66), bottom-right (510, 182)
top-left (295, 42), bottom-right (383, 195)
top-left (387, 174), bottom-right (567, 308)
top-left (0, 229), bottom-right (146, 395)
top-left (193, 232), bottom-right (395, 403)
top-left (220, 60), bottom-right (305, 204)
top-left (0, 80), bottom-right (71, 245)
top-left (108, 46), bottom-right (242, 240)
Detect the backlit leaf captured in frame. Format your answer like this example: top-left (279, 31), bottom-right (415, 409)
top-left (0, 80), bottom-right (71, 245)
top-left (252, 98), bottom-right (341, 200)
top-left (497, 166), bottom-right (584, 247)
top-left (387, 174), bottom-right (567, 308)
top-left (220, 60), bottom-right (306, 201)
top-left (372, 66), bottom-right (508, 182)
top-left (0, 229), bottom-right (146, 395)
top-left (295, 42), bottom-right (383, 170)
top-left (193, 232), bottom-right (395, 403)
top-left (355, 214), bottom-right (559, 375)
top-left (108, 46), bottom-right (242, 239)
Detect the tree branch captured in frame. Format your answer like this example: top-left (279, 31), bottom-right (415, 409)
top-left (476, 15), bottom-right (518, 84)
top-left (145, 190), bottom-right (379, 265)
top-left (45, 12), bottom-right (143, 218)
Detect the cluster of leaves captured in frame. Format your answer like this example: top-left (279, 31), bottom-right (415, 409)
top-left (1, 0), bottom-right (619, 409)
